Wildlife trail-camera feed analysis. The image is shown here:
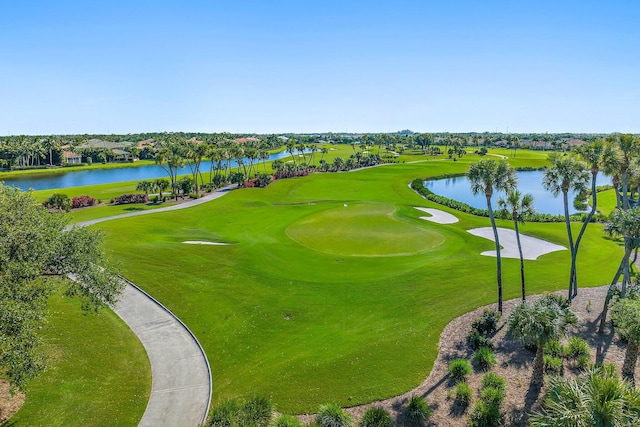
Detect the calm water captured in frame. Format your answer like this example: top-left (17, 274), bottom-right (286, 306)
top-left (1, 151), bottom-right (306, 191)
top-left (424, 170), bottom-right (610, 216)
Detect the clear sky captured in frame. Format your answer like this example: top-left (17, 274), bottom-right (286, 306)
top-left (1, 0), bottom-right (638, 135)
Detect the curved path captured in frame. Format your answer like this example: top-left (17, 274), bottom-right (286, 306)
top-left (75, 185), bottom-right (235, 426)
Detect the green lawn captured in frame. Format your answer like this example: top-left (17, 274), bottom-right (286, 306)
top-left (8, 282), bottom-right (150, 426)
top-left (86, 153), bottom-right (620, 413)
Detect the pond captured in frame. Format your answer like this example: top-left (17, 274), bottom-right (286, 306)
top-left (0, 150), bottom-right (305, 191)
top-left (424, 170), bottom-right (610, 216)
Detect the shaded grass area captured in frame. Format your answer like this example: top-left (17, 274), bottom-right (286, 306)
top-left (7, 282), bottom-right (150, 427)
top-left (92, 155), bottom-right (619, 413)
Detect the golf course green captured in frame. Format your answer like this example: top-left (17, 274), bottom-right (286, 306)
top-left (86, 152), bottom-right (620, 413)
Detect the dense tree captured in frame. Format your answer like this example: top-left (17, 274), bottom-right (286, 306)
top-left (468, 159), bottom-right (517, 312)
top-left (508, 295), bottom-right (577, 385)
top-left (542, 155), bottom-right (589, 300)
top-left (0, 185), bottom-right (124, 387)
top-left (497, 190), bottom-right (535, 301)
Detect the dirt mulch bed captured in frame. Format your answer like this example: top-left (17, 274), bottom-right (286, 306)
top-left (0, 380), bottom-right (25, 424)
top-left (334, 285), bottom-right (636, 426)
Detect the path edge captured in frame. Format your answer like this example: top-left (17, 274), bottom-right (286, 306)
top-left (118, 275), bottom-right (213, 426)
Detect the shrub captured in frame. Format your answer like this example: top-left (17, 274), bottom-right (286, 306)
top-left (71, 195), bottom-right (96, 209)
top-left (113, 193), bottom-right (149, 205)
top-left (576, 354), bottom-right (592, 371)
top-left (566, 337), bottom-right (590, 360)
top-left (271, 414), bottom-right (303, 427)
top-left (480, 387), bottom-right (505, 406)
top-left (472, 347), bottom-right (496, 371)
top-left (315, 403), bottom-right (353, 427)
top-left (480, 373), bottom-right (506, 393)
top-left (208, 399), bottom-right (242, 426)
top-left (468, 401), bottom-right (503, 427)
top-left (449, 359), bottom-right (473, 381)
top-left (43, 193), bottom-right (71, 211)
top-left (543, 355), bottom-right (564, 375)
top-left (540, 293), bottom-right (570, 310)
top-left (240, 396), bottom-right (273, 427)
top-left (405, 395), bottom-right (432, 426)
top-left (455, 382), bottom-right (473, 406)
top-left (471, 310), bottom-right (501, 335)
top-left (467, 329), bottom-right (494, 351)
top-left (359, 406), bottom-right (393, 427)
top-left (544, 340), bottom-right (564, 358)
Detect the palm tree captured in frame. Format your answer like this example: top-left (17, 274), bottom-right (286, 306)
top-left (468, 159), bottom-right (517, 312)
top-left (136, 180), bottom-right (154, 196)
top-left (530, 364), bottom-right (640, 426)
top-left (604, 207), bottom-right (640, 295)
top-left (542, 155), bottom-right (589, 300)
top-left (571, 140), bottom-right (604, 296)
top-left (497, 190), bottom-right (535, 301)
top-left (600, 142), bottom-right (623, 209)
top-left (508, 295), bottom-right (578, 385)
top-left (153, 179), bottom-right (170, 199)
top-left (614, 134), bottom-right (640, 210)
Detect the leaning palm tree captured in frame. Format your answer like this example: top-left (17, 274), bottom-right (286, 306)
top-left (468, 159), bottom-right (517, 312)
top-left (497, 190), bottom-right (535, 301)
top-left (542, 155), bottom-right (589, 300)
top-left (530, 364), bottom-right (640, 426)
top-left (571, 140), bottom-right (604, 295)
top-left (508, 295), bottom-right (578, 386)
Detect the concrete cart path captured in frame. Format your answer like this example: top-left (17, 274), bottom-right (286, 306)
top-left (112, 282), bottom-right (211, 427)
top-left (75, 184), bottom-right (236, 227)
top-left (74, 187), bottom-right (236, 425)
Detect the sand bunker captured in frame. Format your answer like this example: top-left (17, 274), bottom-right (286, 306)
top-left (467, 227), bottom-right (566, 260)
top-left (182, 241), bottom-right (229, 245)
top-left (414, 207), bottom-right (459, 224)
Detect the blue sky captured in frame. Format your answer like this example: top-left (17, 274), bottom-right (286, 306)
top-left (1, 1), bottom-right (638, 135)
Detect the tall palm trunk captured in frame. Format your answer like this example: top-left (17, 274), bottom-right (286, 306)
top-left (513, 217), bottom-right (526, 301)
top-left (486, 194), bottom-right (503, 312)
top-left (562, 190), bottom-right (576, 301)
top-left (598, 261), bottom-right (626, 334)
top-left (571, 170), bottom-right (599, 298)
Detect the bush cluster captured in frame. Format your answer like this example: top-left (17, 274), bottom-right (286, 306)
top-left (208, 396), bottom-right (273, 427)
top-left (359, 406), bottom-right (393, 427)
top-left (71, 195), bottom-right (96, 209)
top-left (468, 373), bottom-right (507, 426)
top-left (449, 359), bottom-right (473, 381)
top-left (467, 310), bottom-right (500, 351)
top-left (43, 193), bottom-right (71, 211)
top-left (454, 382), bottom-right (473, 406)
top-left (405, 395), bottom-right (432, 426)
top-left (112, 193), bottom-right (149, 205)
top-left (472, 347), bottom-right (496, 371)
top-left (315, 403), bottom-right (353, 427)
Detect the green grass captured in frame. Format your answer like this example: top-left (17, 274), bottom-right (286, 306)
top-left (8, 282), bottom-right (150, 426)
top-left (87, 152), bottom-right (620, 413)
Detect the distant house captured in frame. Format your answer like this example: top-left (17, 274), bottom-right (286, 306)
top-left (233, 137), bottom-right (261, 144)
top-left (112, 149), bottom-right (131, 162)
top-left (63, 151), bottom-right (82, 164)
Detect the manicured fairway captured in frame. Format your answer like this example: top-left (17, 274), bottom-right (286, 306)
top-left (9, 283), bottom-right (150, 426)
top-left (92, 154), bottom-right (621, 413)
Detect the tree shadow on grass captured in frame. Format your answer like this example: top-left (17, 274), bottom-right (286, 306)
top-left (123, 207), bottom-right (145, 211)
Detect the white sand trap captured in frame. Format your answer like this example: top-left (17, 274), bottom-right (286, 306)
top-left (486, 153), bottom-right (508, 159)
top-left (467, 227), bottom-right (566, 260)
top-left (182, 241), bottom-right (229, 246)
top-left (414, 207), bottom-right (459, 224)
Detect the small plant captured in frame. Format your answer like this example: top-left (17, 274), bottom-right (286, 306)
top-left (471, 309), bottom-right (501, 335)
top-left (566, 337), bottom-right (590, 360)
top-left (544, 340), bottom-right (564, 358)
top-left (543, 355), bottom-right (564, 375)
top-left (540, 293), bottom-right (570, 309)
top-left (240, 396), bottom-right (273, 427)
top-left (468, 401), bottom-right (503, 427)
top-left (472, 347), bottom-right (496, 371)
top-left (576, 354), bottom-right (592, 371)
top-left (480, 387), bottom-right (505, 406)
top-left (315, 403), bottom-right (353, 427)
top-left (43, 192), bottom-right (71, 211)
top-left (454, 382), bottom-right (473, 406)
top-left (449, 359), bottom-right (473, 381)
top-left (208, 399), bottom-right (241, 426)
top-left (586, 300), bottom-right (592, 313)
top-left (467, 329), bottom-right (494, 351)
top-left (480, 373), bottom-right (506, 393)
top-left (405, 395), bottom-right (432, 426)
top-left (272, 414), bottom-right (304, 427)
top-left (359, 406), bottom-right (393, 427)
